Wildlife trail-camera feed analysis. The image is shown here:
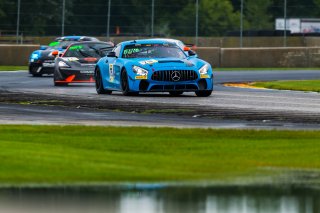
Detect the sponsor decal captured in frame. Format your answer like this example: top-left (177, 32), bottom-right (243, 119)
top-left (123, 48), bottom-right (140, 55)
top-left (83, 57), bottom-right (97, 62)
top-left (42, 62), bottom-right (55, 67)
top-left (42, 60), bottom-right (55, 67)
top-left (109, 64), bottom-right (115, 82)
top-left (80, 70), bottom-right (94, 74)
top-left (64, 57), bottom-right (79, 62)
top-left (200, 74), bottom-right (210, 79)
top-left (49, 41), bottom-right (60, 47)
top-left (69, 45), bottom-right (83, 50)
top-left (139, 59), bottom-right (158, 65)
top-left (135, 75), bottom-right (148, 80)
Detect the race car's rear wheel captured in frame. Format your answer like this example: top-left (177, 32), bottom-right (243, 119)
top-left (121, 69), bottom-right (138, 96)
top-left (95, 68), bottom-right (112, 94)
top-left (169, 91), bottom-right (184, 96)
top-left (195, 90), bottom-right (213, 97)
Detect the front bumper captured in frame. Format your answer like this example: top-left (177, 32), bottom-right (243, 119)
top-left (29, 60), bottom-right (55, 75)
top-left (55, 67), bottom-right (95, 83)
top-left (128, 74), bottom-right (214, 92)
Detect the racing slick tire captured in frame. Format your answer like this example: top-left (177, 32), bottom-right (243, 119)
top-left (29, 65), bottom-right (42, 77)
top-left (121, 69), bottom-right (139, 96)
top-left (32, 73), bottom-right (42, 77)
top-left (195, 90), bottom-right (212, 97)
top-left (53, 70), bottom-right (68, 86)
top-left (169, 91), bottom-right (184, 96)
top-left (95, 68), bottom-right (112, 94)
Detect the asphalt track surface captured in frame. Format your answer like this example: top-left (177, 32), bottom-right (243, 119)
top-left (0, 70), bottom-right (320, 129)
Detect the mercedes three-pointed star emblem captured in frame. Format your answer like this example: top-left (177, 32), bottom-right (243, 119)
top-left (171, 71), bottom-right (181, 81)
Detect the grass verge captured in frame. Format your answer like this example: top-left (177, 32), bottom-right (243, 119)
top-left (0, 125), bottom-right (319, 185)
top-left (216, 68), bottom-right (320, 71)
top-left (252, 80), bottom-right (320, 92)
top-left (0, 66), bottom-right (28, 71)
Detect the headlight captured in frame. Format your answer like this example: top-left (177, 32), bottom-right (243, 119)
top-left (199, 64), bottom-right (209, 75)
top-left (31, 53), bottom-right (39, 60)
top-left (132, 65), bottom-right (148, 76)
top-left (58, 61), bottom-right (70, 68)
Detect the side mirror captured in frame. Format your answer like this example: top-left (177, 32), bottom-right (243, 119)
top-left (52, 50), bottom-right (59, 57)
top-left (183, 46), bottom-right (191, 51)
top-left (107, 51), bottom-right (117, 57)
top-left (188, 50), bottom-right (196, 56)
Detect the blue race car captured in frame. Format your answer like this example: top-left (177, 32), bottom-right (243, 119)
top-left (95, 39), bottom-right (213, 97)
top-left (29, 36), bottom-right (99, 77)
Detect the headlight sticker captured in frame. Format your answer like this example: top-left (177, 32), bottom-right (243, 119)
top-left (139, 59), bottom-right (158, 65)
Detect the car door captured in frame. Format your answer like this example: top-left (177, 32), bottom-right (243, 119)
top-left (106, 45), bottom-right (122, 89)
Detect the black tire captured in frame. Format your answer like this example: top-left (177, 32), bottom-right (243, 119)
top-left (29, 65), bottom-right (42, 77)
top-left (95, 68), bottom-right (112, 94)
top-left (169, 91), bottom-right (184, 96)
top-left (54, 81), bottom-right (68, 86)
top-left (121, 69), bottom-right (138, 96)
top-left (32, 73), bottom-right (42, 77)
top-left (53, 69), bottom-right (67, 86)
top-left (195, 90), bottom-right (213, 97)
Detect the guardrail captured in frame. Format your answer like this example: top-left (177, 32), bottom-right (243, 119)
top-left (1, 45), bottom-right (320, 68)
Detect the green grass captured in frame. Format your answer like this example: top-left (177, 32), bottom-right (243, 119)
top-left (252, 80), bottom-right (320, 92)
top-left (0, 125), bottom-right (319, 185)
top-left (215, 68), bottom-right (320, 71)
top-left (0, 66), bottom-right (28, 71)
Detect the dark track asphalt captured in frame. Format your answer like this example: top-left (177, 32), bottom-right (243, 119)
top-left (0, 70), bottom-right (319, 129)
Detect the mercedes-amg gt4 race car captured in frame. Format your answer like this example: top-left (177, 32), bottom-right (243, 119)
top-left (29, 36), bottom-right (99, 77)
top-left (54, 41), bottom-right (114, 86)
top-left (95, 39), bottom-right (213, 97)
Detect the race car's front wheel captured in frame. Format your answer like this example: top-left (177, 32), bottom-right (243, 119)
top-left (95, 68), bottom-right (112, 94)
top-left (195, 90), bottom-right (212, 97)
top-left (53, 69), bottom-right (68, 86)
top-left (54, 81), bottom-right (68, 86)
top-left (29, 65), bottom-right (42, 77)
top-left (121, 69), bottom-right (138, 96)
top-left (169, 91), bottom-right (183, 96)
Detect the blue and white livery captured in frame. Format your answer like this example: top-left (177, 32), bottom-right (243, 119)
top-left (95, 39), bottom-right (213, 97)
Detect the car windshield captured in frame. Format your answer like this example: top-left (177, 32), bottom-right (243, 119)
top-left (63, 43), bottom-right (113, 58)
top-left (122, 43), bottom-right (186, 59)
top-left (47, 41), bottom-right (76, 50)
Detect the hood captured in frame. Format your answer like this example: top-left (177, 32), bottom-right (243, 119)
top-left (133, 58), bottom-right (197, 70)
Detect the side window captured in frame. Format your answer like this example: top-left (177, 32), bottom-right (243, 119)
top-left (114, 45), bottom-right (121, 57)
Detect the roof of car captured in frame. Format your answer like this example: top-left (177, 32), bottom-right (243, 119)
top-left (55, 36), bottom-right (99, 42)
top-left (68, 41), bottom-right (114, 46)
top-left (120, 39), bottom-right (178, 46)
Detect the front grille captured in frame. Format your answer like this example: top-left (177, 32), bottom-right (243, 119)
top-left (150, 84), bottom-right (198, 91)
top-left (151, 70), bottom-right (198, 82)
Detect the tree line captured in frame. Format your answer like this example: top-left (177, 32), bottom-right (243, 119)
top-left (1, 0), bottom-right (320, 36)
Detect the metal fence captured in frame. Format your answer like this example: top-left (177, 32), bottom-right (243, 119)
top-left (1, 0), bottom-right (319, 47)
